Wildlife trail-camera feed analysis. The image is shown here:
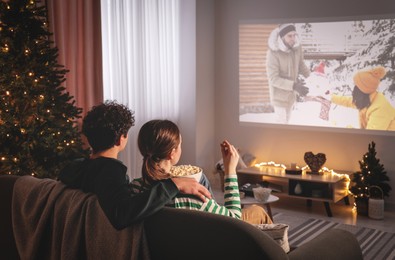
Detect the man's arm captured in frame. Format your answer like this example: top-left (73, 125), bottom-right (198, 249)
top-left (99, 176), bottom-right (211, 230)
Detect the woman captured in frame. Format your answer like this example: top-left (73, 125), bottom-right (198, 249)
top-left (331, 66), bottom-right (395, 130)
top-left (131, 119), bottom-right (272, 223)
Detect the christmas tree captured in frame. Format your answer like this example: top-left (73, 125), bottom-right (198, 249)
top-left (349, 141), bottom-right (391, 200)
top-left (0, 0), bottom-right (89, 178)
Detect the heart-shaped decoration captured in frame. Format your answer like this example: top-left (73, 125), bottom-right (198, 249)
top-left (304, 152), bottom-right (326, 173)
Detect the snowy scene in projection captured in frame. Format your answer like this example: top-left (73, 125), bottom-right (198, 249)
top-left (239, 18), bottom-right (395, 132)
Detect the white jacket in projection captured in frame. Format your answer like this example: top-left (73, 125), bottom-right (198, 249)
top-left (265, 27), bottom-right (310, 108)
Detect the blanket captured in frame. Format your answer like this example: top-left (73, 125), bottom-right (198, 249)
top-left (12, 176), bottom-right (150, 260)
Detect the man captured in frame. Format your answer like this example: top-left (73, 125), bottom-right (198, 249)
top-left (266, 23), bottom-right (311, 123)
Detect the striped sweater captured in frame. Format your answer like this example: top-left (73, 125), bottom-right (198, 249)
top-left (130, 174), bottom-right (242, 219)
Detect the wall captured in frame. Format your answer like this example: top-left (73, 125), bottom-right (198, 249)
top-left (210, 0), bottom-right (395, 209)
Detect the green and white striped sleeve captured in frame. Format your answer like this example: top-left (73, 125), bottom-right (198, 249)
top-left (169, 174), bottom-right (242, 219)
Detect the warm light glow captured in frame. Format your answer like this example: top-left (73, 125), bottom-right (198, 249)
top-left (254, 161), bottom-right (287, 169)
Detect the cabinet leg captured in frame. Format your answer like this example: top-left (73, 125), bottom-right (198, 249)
top-left (324, 202), bottom-right (333, 217)
top-left (306, 199), bottom-right (312, 207)
top-left (265, 204), bottom-right (273, 222)
top-left (343, 196), bottom-right (350, 205)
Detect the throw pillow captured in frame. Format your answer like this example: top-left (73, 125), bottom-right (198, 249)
top-left (254, 223), bottom-right (290, 253)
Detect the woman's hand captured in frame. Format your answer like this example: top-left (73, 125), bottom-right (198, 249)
top-left (220, 140), bottom-right (239, 175)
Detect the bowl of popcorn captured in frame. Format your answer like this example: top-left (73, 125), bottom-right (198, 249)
top-left (170, 165), bottom-right (202, 182)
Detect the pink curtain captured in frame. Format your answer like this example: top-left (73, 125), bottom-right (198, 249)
top-left (46, 0), bottom-right (103, 118)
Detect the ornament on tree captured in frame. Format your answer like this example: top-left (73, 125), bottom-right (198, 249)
top-left (0, 0), bottom-right (89, 178)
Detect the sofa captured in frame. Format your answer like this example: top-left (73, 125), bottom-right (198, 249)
top-left (0, 174), bottom-right (363, 260)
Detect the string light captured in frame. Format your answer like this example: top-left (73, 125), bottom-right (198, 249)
top-left (255, 161), bottom-right (287, 169)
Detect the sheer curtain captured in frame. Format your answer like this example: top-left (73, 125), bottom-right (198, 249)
top-left (101, 0), bottom-right (181, 178)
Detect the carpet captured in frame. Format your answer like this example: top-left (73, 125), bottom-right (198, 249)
top-left (272, 212), bottom-right (395, 260)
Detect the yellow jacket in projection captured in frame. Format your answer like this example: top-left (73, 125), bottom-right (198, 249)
top-left (331, 92), bottom-right (395, 131)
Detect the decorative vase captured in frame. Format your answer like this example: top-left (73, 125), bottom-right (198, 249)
top-left (294, 182), bottom-right (303, 195)
top-left (368, 186), bottom-right (384, 220)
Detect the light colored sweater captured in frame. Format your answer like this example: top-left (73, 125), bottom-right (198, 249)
top-left (130, 174), bottom-right (242, 219)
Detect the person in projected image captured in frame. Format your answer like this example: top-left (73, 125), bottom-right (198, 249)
top-left (130, 119), bottom-right (273, 224)
top-left (327, 66), bottom-right (395, 130)
top-left (266, 23), bottom-right (311, 124)
top-left (58, 101), bottom-right (212, 230)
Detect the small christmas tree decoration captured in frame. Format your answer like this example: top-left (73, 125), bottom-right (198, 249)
top-left (349, 141), bottom-right (391, 214)
top-left (0, 0), bottom-right (89, 178)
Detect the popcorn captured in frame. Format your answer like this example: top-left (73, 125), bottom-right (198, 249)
top-left (170, 165), bottom-right (202, 177)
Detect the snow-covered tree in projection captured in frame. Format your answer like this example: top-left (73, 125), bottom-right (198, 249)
top-left (335, 19), bottom-right (395, 96)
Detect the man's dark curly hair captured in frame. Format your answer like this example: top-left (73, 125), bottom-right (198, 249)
top-left (82, 100), bottom-right (135, 153)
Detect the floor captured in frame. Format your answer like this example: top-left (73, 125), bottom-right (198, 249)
top-left (212, 188), bottom-right (395, 233)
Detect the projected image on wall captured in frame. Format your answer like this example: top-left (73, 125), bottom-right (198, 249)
top-left (239, 18), bottom-right (395, 132)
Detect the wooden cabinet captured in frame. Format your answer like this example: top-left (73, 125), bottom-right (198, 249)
top-left (237, 166), bottom-right (351, 217)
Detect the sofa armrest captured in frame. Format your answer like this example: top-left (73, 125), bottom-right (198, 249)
top-left (145, 207), bottom-right (288, 260)
top-left (288, 229), bottom-right (363, 260)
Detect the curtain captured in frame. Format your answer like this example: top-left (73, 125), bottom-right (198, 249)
top-left (46, 0), bottom-right (103, 120)
top-left (101, 0), bottom-right (181, 178)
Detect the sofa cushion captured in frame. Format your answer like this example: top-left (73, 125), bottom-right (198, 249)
top-left (254, 223), bottom-right (290, 253)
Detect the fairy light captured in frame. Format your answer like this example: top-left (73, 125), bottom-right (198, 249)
top-left (255, 161), bottom-right (287, 169)
top-left (2, 44), bottom-right (9, 52)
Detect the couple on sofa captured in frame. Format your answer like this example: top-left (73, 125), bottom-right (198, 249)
top-left (59, 100), bottom-right (272, 231)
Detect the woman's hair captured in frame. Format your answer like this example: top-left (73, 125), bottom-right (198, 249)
top-left (352, 86), bottom-right (371, 110)
top-left (138, 120), bottom-right (180, 183)
top-left (82, 100), bottom-right (134, 153)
